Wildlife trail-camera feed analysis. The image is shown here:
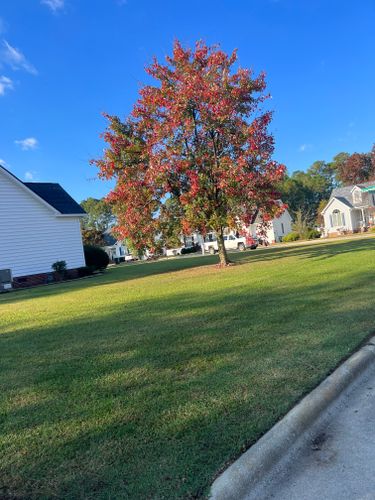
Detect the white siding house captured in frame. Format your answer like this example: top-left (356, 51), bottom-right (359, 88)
top-left (322, 182), bottom-right (375, 236)
top-left (162, 206), bottom-right (293, 254)
top-left (0, 165), bottom-right (86, 285)
top-left (249, 207), bottom-right (293, 243)
top-left (102, 229), bottom-right (131, 262)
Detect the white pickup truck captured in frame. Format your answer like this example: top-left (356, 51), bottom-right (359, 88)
top-left (203, 233), bottom-right (258, 254)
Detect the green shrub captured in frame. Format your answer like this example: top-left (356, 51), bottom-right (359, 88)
top-left (307, 229), bottom-right (321, 239)
top-left (84, 245), bottom-right (109, 271)
top-left (282, 232), bottom-right (300, 242)
top-left (51, 260), bottom-right (67, 274)
top-left (369, 226), bottom-right (375, 233)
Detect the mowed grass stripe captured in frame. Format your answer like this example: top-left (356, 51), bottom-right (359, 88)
top-left (0, 237), bottom-right (374, 498)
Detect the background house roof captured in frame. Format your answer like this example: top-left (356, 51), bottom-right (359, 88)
top-left (334, 196), bottom-right (354, 208)
top-left (330, 181), bottom-right (375, 207)
top-left (102, 229), bottom-right (117, 246)
top-left (24, 183), bottom-right (86, 215)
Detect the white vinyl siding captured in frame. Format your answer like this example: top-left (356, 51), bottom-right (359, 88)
top-left (269, 209), bottom-right (293, 242)
top-left (248, 208), bottom-right (293, 243)
top-left (0, 168), bottom-right (85, 278)
top-left (323, 198), bottom-right (354, 235)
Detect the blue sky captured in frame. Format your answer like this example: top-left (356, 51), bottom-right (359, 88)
top-left (1, 0), bottom-right (374, 202)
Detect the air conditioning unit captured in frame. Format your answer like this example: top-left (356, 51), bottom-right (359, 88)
top-left (0, 269), bottom-right (13, 291)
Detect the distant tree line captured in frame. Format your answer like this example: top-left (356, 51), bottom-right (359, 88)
top-left (80, 197), bottom-right (115, 246)
top-left (279, 143), bottom-right (375, 227)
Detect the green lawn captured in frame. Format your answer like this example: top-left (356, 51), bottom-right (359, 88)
top-left (1, 238), bottom-right (375, 499)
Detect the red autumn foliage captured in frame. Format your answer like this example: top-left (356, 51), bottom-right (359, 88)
top-left (336, 149), bottom-right (375, 186)
top-left (92, 40), bottom-right (286, 265)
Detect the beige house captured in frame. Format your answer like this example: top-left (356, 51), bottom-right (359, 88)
top-left (322, 182), bottom-right (375, 236)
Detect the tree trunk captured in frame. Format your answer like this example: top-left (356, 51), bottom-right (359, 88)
top-left (216, 229), bottom-right (231, 266)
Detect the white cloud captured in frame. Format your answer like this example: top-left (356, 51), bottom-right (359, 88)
top-left (0, 75), bottom-right (13, 95)
top-left (1, 40), bottom-right (38, 75)
top-left (15, 137), bottom-right (38, 151)
top-left (41, 0), bottom-right (65, 12)
top-left (24, 171), bottom-right (35, 180)
top-left (299, 143), bottom-right (312, 152)
top-left (0, 158), bottom-right (9, 167)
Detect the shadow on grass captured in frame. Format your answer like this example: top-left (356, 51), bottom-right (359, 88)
top-left (1, 238), bottom-right (375, 307)
top-left (1, 266), bottom-right (375, 498)
top-left (251, 237), bottom-right (375, 262)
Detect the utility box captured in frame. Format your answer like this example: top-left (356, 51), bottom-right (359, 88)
top-left (0, 269), bottom-right (13, 291)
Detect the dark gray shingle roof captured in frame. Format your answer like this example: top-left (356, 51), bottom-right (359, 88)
top-left (24, 182), bottom-right (86, 215)
top-left (335, 196), bottom-right (354, 208)
top-left (103, 229), bottom-right (117, 246)
top-left (331, 181), bottom-right (374, 200)
top-left (330, 181), bottom-right (375, 206)
top-left (1, 164), bottom-right (85, 215)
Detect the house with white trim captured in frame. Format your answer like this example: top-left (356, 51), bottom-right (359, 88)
top-left (163, 206), bottom-right (293, 254)
top-left (0, 165), bottom-right (86, 287)
top-left (249, 208), bottom-right (293, 243)
top-left (322, 182), bottom-right (375, 236)
top-left (102, 229), bottom-right (131, 262)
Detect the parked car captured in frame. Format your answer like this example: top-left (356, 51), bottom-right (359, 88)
top-left (245, 235), bottom-right (259, 249)
top-left (203, 233), bottom-right (258, 254)
top-left (165, 247), bottom-right (183, 257)
top-left (124, 254), bottom-right (137, 262)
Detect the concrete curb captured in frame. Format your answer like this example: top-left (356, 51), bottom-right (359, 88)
top-left (210, 336), bottom-right (375, 500)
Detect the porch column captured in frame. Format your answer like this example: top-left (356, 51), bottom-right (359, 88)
top-left (361, 208), bottom-right (365, 230)
top-left (200, 234), bottom-right (205, 255)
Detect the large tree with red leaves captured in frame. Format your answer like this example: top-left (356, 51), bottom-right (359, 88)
top-left (336, 149), bottom-right (375, 186)
top-left (93, 41), bottom-right (286, 266)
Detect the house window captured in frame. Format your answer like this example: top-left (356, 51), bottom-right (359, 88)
top-left (204, 233), bottom-right (217, 242)
top-left (281, 223), bottom-right (285, 234)
top-left (332, 209), bottom-right (345, 226)
top-left (184, 236), bottom-right (194, 247)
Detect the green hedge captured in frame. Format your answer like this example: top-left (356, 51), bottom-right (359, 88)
top-left (307, 229), bottom-right (321, 239)
top-left (282, 232), bottom-right (300, 242)
top-left (84, 245), bottom-right (109, 271)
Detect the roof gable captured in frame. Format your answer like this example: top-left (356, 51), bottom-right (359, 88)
top-left (321, 196), bottom-right (353, 214)
top-left (0, 165), bottom-right (85, 216)
top-left (329, 181), bottom-right (375, 207)
top-left (331, 181), bottom-right (374, 201)
top-left (24, 182), bottom-right (85, 215)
